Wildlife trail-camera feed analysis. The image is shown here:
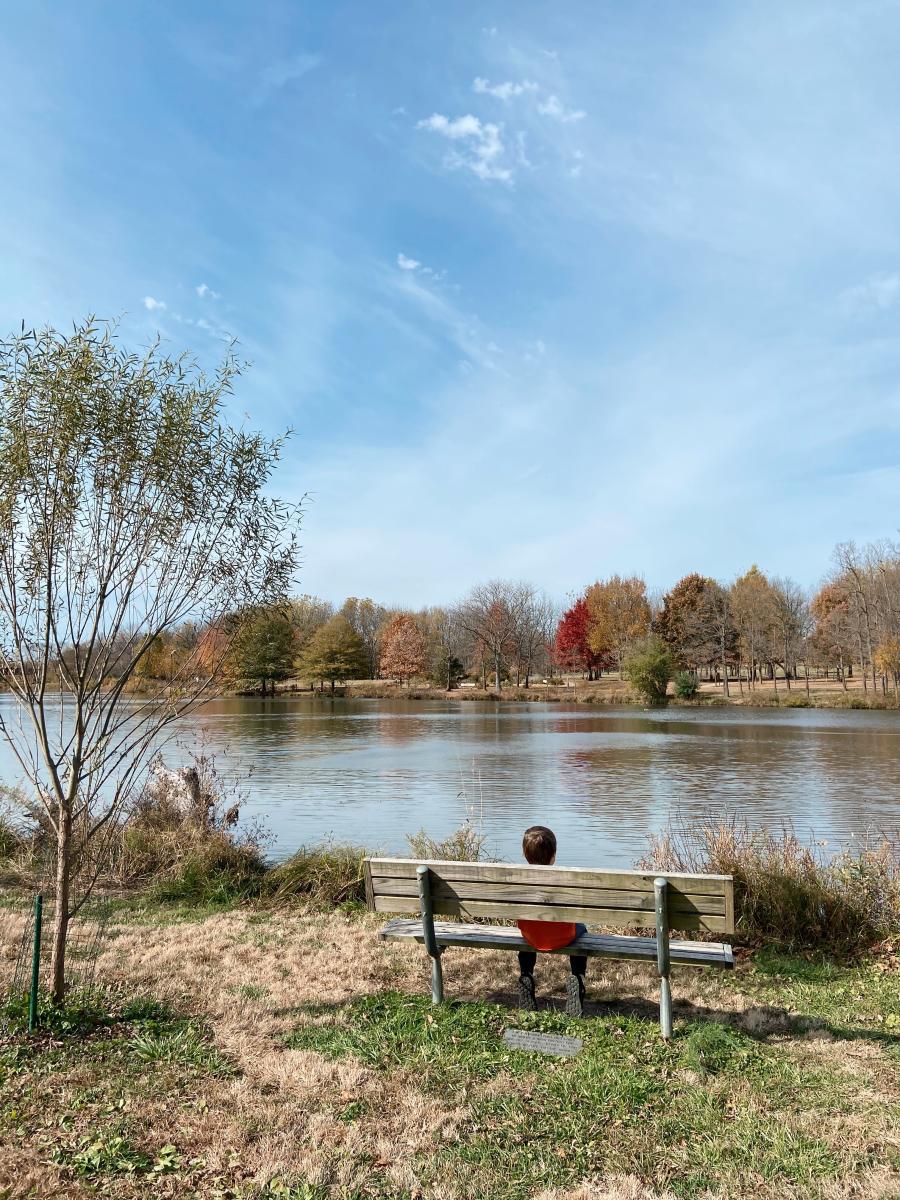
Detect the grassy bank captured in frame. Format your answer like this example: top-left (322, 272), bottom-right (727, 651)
top-left (0, 898), bottom-right (897, 1199)
top-left (239, 677), bottom-right (900, 712)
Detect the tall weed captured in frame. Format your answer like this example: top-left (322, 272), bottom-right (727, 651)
top-left (640, 817), bottom-right (899, 953)
top-left (263, 843), bottom-right (368, 907)
top-left (406, 821), bottom-right (488, 862)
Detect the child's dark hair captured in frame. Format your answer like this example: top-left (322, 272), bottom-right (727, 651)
top-left (522, 825), bottom-right (557, 865)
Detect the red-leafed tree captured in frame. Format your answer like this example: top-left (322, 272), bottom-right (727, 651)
top-left (553, 596), bottom-right (609, 679)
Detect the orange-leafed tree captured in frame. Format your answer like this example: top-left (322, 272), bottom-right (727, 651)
top-left (379, 612), bottom-right (426, 685)
top-left (810, 581), bottom-right (853, 688)
top-left (657, 574), bottom-right (717, 669)
top-left (585, 576), bottom-right (651, 673)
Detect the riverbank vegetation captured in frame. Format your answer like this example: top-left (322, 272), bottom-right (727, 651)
top-left (2, 756), bottom-right (897, 956)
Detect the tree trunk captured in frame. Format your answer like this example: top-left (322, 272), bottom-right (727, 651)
top-left (330, 678), bottom-right (335, 694)
top-left (494, 653), bottom-right (501, 693)
top-left (804, 658), bottom-right (810, 697)
top-left (50, 807), bottom-right (72, 1004)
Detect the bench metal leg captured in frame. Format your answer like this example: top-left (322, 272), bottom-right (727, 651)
top-left (658, 975), bottom-right (673, 1039)
top-left (430, 952), bottom-right (444, 1005)
top-left (418, 865), bottom-right (445, 1005)
top-left (655, 877), bottom-right (673, 1040)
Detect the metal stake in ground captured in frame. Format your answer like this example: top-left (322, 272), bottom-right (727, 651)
top-left (28, 894), bottom-right (43, 1033)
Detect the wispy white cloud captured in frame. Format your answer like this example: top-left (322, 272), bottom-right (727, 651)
top-left (417, 113), bottom-right (512, 182)
top-left (473, 77), bottom-right (537, 101)
top-left (842, 273), bottom-right (900, 315)
top-left (195, 282), bottom-right (221, 299)
top-left (255, 53), bottom-right (320, 103)
top-left (170, 311), bottom-right (233, 342)
top-left (537, 94), bottom-right (585, 123)
top-left (385, 261), bottom-right (503, 371)
top-left (143, 296), bottom-right (166, 311)
top-left (396, 252), bottom-right (445, 281)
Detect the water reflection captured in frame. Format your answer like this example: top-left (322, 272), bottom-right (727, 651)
top-left (0, 697), bottom-right (897, 867)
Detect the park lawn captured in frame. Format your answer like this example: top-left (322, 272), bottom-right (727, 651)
top-left (0, 902), bottom-right (897, 1200)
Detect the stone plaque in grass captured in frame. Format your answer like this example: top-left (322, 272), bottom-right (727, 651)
top-left (503, 1028), bottom-right (583, 1057)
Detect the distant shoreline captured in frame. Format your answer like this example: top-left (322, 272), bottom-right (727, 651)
top-left (231, 678), bottom-right (900, 712)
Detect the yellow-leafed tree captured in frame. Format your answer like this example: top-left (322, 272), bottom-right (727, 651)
top-left (585, 575), bottom-right (651, 673)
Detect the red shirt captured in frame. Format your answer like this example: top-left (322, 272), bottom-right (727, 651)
top-left (517, 919), bottom-right (579, 951)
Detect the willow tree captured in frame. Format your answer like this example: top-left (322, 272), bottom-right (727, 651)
top-left (0, 321), bottom-right (301, 1001)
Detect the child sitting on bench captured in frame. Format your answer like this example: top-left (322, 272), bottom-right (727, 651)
top-left (517, 825), bottom-right (588, 1016)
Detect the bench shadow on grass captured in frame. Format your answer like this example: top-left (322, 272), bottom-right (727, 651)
top-left (275, 988), bottom-right (900, 1051)
top-left (475, 983), bottom-right (900, 1052)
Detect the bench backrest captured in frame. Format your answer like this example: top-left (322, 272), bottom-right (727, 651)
top-left (365, 858), bottom-right (734, 933)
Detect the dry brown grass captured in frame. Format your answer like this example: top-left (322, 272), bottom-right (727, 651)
top-left (1, 903), bottom-right (897, 1199)
top-left (0, 1142), bottom-right (88, 1200)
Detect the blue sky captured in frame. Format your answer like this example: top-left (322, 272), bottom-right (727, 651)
top-left (2, 2), bottom-right (900, 607)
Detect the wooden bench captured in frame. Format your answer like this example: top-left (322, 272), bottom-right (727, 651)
top-left (365, 857), bottom-right (735, 1038)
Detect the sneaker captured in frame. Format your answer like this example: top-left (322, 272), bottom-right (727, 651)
top-left (518, 974), bottom-right (536, 1011)
top-left (566, 973), bottom-right (586, 1018)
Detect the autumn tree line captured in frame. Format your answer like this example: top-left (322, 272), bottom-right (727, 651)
top-left (127, 540), bottom-right (900, 698)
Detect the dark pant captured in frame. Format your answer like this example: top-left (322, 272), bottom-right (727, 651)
top-left (518, 923), bottom-right (588, 977)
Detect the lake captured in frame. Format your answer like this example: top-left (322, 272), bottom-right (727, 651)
top-left (5, 696), bottom-right (890, 868)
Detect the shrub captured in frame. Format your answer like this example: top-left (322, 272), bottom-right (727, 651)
top-left (640, 818), bottom-right (900, 954)
top-left (121, 752), bottom-right (267, 902)
top-left (407, 821), bottom-right (488, 862)
top-left (145, 834), bottom-right (266, 904)
top-left (264, 843), bottom-right (368, 907)
top-left (622, 636), bottom-right (674, 705)
top-left (673, 670), bottom-right (699, 700)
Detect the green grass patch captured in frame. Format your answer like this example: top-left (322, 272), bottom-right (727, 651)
top-left (730, 949), bottom-right (900, 1048)
top-left (0, 989), bottom-right (234, 1193)
top-left (285, 990), bottom-right (886, 1198)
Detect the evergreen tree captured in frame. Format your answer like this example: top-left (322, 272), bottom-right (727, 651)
top-left (230, 608), bottom-right (297, 694)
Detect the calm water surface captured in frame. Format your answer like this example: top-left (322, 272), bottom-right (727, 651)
top-left (3, 697), bottom-right (898, 867)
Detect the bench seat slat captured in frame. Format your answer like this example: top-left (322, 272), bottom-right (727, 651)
top-left (373, 893), bottom-right (728, 932)
top-left (369, 858), bottom-right (731, 896)
top-left (377, 918), bottom-right (734, 969)
top-left (372, 876), bottom-right (725, 917)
